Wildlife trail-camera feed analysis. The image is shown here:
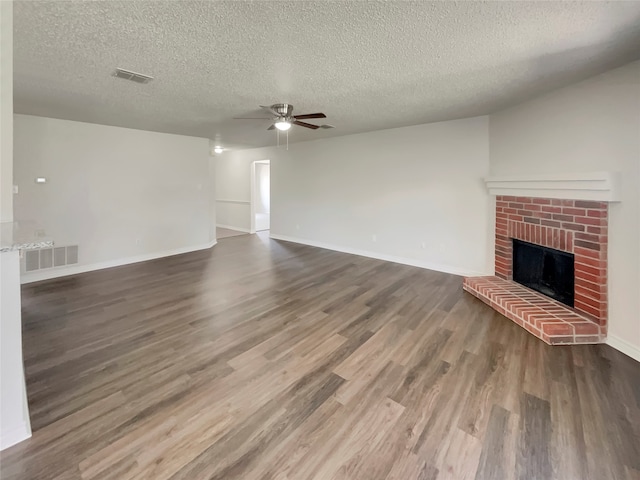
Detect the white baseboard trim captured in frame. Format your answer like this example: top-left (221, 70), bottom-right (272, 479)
top-left (269, 234), bottom-right (490, 278)
top-left (606, 335), bottom-right (640, 363)
top-left (0, 421), bottom-right (32, 451)
top-left (216, 224), bottom-right (252, 234)
top-left (20, 240), bottom-right (217, 284)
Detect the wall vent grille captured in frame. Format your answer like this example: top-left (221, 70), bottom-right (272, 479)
top-left (23, 246), bottom-right (79, 273)
top-left (112, 68), bottom-right (153, 84)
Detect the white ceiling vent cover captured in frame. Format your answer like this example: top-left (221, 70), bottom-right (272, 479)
top-left (112, 68), bottom-right (154, 84)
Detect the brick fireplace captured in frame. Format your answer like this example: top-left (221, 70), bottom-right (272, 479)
top-left (464, 192), bottom-right (611, 345)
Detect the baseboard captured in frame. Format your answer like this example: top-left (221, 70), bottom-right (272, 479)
top-left (269, 234), bottom-right (490, 278)
top-left (20, 240), bottom-right (217, 284)
top-left (0, 421), bottom-right (31, 451)
top-left (606, 335), bottom-right (640, 363)
top-left (216, 224), bottom-right (251, 234)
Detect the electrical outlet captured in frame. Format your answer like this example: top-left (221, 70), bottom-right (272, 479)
top-left (135, 238), bottom-right (142, 246)
top-left (13, 185), bottom-right (18, 194)
top-left (421, 241), bottom-right (426, 249)
top-left (372, 234), bottom-right (377, 242)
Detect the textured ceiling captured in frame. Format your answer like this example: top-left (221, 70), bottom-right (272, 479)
top-left (13, 1), bottom-right (640, 149)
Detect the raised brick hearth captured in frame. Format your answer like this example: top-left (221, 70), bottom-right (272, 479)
top-left (464, 195), bottom-right (609, 345)
top-left (463, 276), bottom-right (603, 344)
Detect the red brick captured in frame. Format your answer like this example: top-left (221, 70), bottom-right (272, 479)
top-left (562, 207), bottom-right (586, 216)
top-left (575, 216), bottom-right (603, 227)
top-left (575, 232), bottom-right (600, 243)
top-left (575, 262), bottom-right (605, 278)
top-left (575, 276), bottom-right (605, 293)
top-left (574, 246), bottom-right (601, 259)
top-left (572, 322), bottom-right (600, 335)
top-left (541, 322), bottom-right (574, 336)
top-left (501, 196), bottom-right (517, 202)
top-left (576, 303), bottom-right (602, 319)
top-left (575, 255), bottom-right (606, 269)
top-left (575, 272), bottom-right (604, 287)
top-left (562, 223), bottom-right (586, 232)
top-left (524, 323), bottom-right (541, 336)
top-left (541, 206), bottom-right (562, 214)
top-left (509, 203), bottom-right (525, 209)
top-left (574, 239), bottom-right (600, 251)
top-left (586, 226), bottom-right (602, 234)
top-left (524, 217), bottom-right (540, 225)
top-left (541, 220), bottom-right (561, 228)
top-left (508, 215), bottom-right (523, 222)
top-left (575, 293), bottom-right (605, 310)
top-left (516, 197), bottom-right (532, 204)
top-left (567, 231), bottom-right (574, 252)
top-left (532, 198), bottom-right (552, 205)
top-left (575, 285), bottom-right (604, 301)
top-left (553, 213), bottom-right (574, 222)
top-left (504, 208), bottom-right (517, 214)
top-left (587, 209), bottom-right (607, 218)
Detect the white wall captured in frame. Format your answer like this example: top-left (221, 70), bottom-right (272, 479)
top-left (1, 0), bottom-right (32, 450)
top-left (1, 0), bottom-right (12, 222)
top-left (490, 60), bottom-right (640, 360)
top-left (218, 117), bottom-right (493, 276)
top-left (255, 163), bottom-right (270, 215)
top-left (13, 115), bottom-right (214, 282)
top-left (214, 152), bottom-right (254, 232)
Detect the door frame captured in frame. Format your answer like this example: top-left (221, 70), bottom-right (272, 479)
top-left (250, 160), bottom-right (270, 234)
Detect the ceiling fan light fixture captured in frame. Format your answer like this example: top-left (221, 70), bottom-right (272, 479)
top-left (214, 146), bottom-right (224, 154)
top-left (275, 120), bottom-right (291, 131)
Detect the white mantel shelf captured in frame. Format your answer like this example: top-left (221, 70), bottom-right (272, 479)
top-left (484, 172), bottom-right (621, 202)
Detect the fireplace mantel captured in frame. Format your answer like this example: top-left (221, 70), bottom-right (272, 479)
top-left (485, 172), bottom-right (621, 202)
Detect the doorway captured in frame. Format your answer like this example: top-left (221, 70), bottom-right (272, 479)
top-left (251, 160), bottom-right (270, 233)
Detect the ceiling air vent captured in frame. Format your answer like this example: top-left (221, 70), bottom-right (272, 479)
top-left (112, 68), bottom-right (154, 84)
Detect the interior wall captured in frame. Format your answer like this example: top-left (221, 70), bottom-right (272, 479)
top-left (218, 116), bottom-right (493, 277)
top-left (214, 152), bottom-right (254, 232)
top-left (489, 60), bottom-right (640, 360)
top-left (255, 163), bottom-right (270, 215)
top-left (13, 115), bottom-right (214, 282)
top-left (0, 0), bottom-right (32, 451)
top-left (0, 0), bottom-right (12, 222)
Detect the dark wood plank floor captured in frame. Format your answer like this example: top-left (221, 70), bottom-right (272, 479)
top-left (1, 233), bottom-right (639, 480)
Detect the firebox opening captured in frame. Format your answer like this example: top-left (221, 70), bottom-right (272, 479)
top-left (512, 239), bottom-right (575, 307)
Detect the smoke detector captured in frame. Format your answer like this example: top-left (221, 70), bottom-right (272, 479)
top-left (112, 68), bottom-right (154, 84)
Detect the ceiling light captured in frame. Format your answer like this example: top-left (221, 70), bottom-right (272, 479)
top-left (275, 120), bottom-right (291, 131)
top-left (214, 146), bottom-right (224, 154)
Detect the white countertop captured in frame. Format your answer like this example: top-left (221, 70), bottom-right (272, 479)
top-left (0, 222), bottom-right (54, 252)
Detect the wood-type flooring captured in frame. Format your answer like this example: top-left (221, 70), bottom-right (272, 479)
top-left (1, 233), bottom-right (639, 479)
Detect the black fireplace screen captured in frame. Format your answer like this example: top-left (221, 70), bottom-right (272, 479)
top-left (512, 239), bottom-right (575, 307)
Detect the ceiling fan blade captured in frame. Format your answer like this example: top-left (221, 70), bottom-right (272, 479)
top-left (267, 124), bottom-right (276, 130)
top-left (260, 105), bottom-right (277, 114)
top-left (233, 117), bottom-right (272, 120)
top-left (293, 113), bottom-right (326, 120)
top-left (293, 120), bottom-right (320, 130)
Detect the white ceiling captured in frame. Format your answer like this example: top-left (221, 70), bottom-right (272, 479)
top-left (13, 1), bottom-right (640, 150)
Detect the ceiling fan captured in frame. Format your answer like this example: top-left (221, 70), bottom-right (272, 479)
top-left (234, 103), bottom-right (333, 131)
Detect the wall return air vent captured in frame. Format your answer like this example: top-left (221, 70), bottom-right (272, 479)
top-left (112, 68), bottom-right (154, 84)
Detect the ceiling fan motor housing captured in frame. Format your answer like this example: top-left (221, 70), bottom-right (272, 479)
top-left (271, 103), bottom-right (293, 117)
